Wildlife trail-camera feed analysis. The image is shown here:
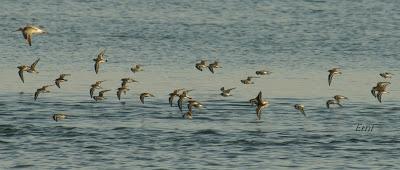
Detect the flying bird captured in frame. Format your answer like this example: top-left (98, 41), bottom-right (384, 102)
top-left (16, 25), bottom-right (47, 46)
top-left (253, 91), bottom-right (269, 120)
top-left (328, 68), bottom-right (341, 86)
top-left (195, 60), bottom-right (208, 71)
top-left (90, 80), bottom-right (106, 98)
top-left (220, 87), bottom-right (236, 97)
top-left (208, 61), bottom-right (222, 74)
top-left (294, 104), bottom-right (306, 117)
top-left (241, 76), bottom-right (260, 84)
top-left (54, 74), bottom-right (71, 88)
top-left (140, 92), bottom-right (155, 104)
top-left (93, 90), bottom-right (111, 101)
top-left (168, 88), bottom-right (185, 107)
top-left (34, 84), bottom-right (54, 101)
top-left (131, 64), bottom-right (144, 73)
top-left (93, 49), bottom-right (107, 74)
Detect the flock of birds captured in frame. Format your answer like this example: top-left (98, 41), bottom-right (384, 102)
top-left (15, 24), bottom-right (394, 122)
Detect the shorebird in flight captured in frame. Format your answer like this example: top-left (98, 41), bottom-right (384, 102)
top-left (168, 88), bottom-right (185, 107)
top-left (116, 85), bottom-right (130, 100)
top-left (177, 90), bottom-right (193, 112)
top-left (90, 80), bottom-right (106, 98)
top-left (241, 76), bottom-right (259, 84)
top-left (195, 60), bottom-right (208, 71)
top-left (93, 90), bottom-right (111, 101)
top-left (220, 87), bottom-right (236, 97)
top-left (131, 64), bottom-right (144, 74)
top-left (93, 48), bottom-right (107, 74)
top-left (333, 95), bottom-right (348, 104)
top-left (253, 91), bottom-right (269, 120)
top-left (379, 72), bottom-right (394, 79)
top-left (328, 68), bottom-right (341, 86)
top-left (34, 84), bottom-right (54, 101)
top-left (52, 113), bottom-right (66, 122)
top-left (121, 78), bottom-right (138, 87)
top-left (255, 70), bottom-right (272, 75)
top-left (187, 100), bottom-right (203, 112)
top-left (140, 92), bottom-right (155, 104)
top-left (208, 61), bottom-right (222, 74)
top-left (54, 74), bottom-right (71, 88)
top-left (16, 25), bottom-right (47, 46)
top-left (294, 104), bottom-right (306, 117)
top-left (326, 99), bottom-right (342, 109)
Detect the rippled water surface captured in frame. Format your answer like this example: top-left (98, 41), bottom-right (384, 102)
top-left (0, 0), bottom-right (400, 169)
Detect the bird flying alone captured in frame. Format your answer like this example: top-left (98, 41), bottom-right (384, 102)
top-left (294, 104), bottom-right (306, 117)
top-left (16, 25), bottom-right (47, 46)
top-left (328, 68), bottom-right (341, 86)
top-left (34, 84), bottom-right (54, 101)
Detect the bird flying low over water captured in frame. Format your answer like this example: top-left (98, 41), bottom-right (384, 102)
top-left (54, 74), bottom-right (71, 88)
top-left (328, 68), bottom-right (341, 86)
top-left (90, 80), bottom-right (106, 98)
top-left (208, 61), bottom-right (222, 74)
top-left (379, 72), bottom-right (394, 79)
top-left (131, 64), bottom-right (144, 74)
top-left (121, 77), bottom-right (138, 87)
top-left (195, 60), bottom-right (208, 71)
top-left (255, 70), bottom-right (272, 75)
top-left (93, 48), bottom-right (107, 74)
top-left (168, 88), bottom-right (185, 107)
top-left (182, 111), bottom-right (193, 119)
top-left (187, 100), bottom-right (203, 112)
top-left (52, 113), bottom-right (66, 122)
top-left (220, 87), bottom-right (236, 97)
top-left (93, 90), bottom-right (111, 101)
top-left (241, 76), bottom-right (260, 84)
top-left (34, 84), bottom-right (54, 101)
top-left (252, 91), bottom-right (269, 120)
top-left (16, 25), bottom-right (47, 46)
top-left (17, 58), bottom-right (40, 83)
top-left (326, 99), bottom-right (342, 109)
top-left (116, 85), bottom-right (130, 100)
top-left (333, 95), bottom-right (348, 105)
top-left (370, 82), bottom-right (390, 103)
top-left (140, 92), bottom-right (155, 104)
top-left (177, 90), bottom-right (193, 112)
top-left (294, 104), bottom-right (306, 117)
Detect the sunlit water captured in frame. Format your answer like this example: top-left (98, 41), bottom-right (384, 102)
top-left (0, 0), bottom-right (399, 169)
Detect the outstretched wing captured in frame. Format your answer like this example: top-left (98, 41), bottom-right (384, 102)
top-left (34, 91), bottom-right (39, 101)
top-left (90, 87), bottom-right (95, 98)
top-left (140, 94), bottom-right (145, 104)
top-left (94, 62), bottom-right (99, 74)
top-left (328, 73), bottom-right (333, 86)
top-left (18, 69), bottom-right (24, 83)
top-left (30, 58), bottom-right (40, 69)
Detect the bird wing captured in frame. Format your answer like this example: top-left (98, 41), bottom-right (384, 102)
top-left (328, 73), bottom-right (333, 86)
top-left (30, 58), bottom-right (40, 69)
top-left (300, 109), bottom-right (306, 117)
top-left (117, 90), bottom-right (122, 100)
top-left (90, 87), bottom-right (95, 98)
top-left (27, 34), bottom-right (32, 46)
top-left (140, 94), bottom-right (145, 104)
top-left (18, 69), bottom-right (24, 83)
top-left (177, 97), bottom-right (183, 112)
top-left (55, 80), bottom-right (61, 88)
top-left (169, 95), bottom-right (174, 107)
top-left (326, 101), bottom-right (330, 109)
top-left (377, 92), bottom-right (383, 103)
top-left (256, 91), bottom-right (263, 103)
top-left (208, 65), bottom-right (214, 74)
top-left (34, 91), bottom-right (39, 101)
top-left (256, 106), bottom-right (262, 120)
top-left (94, 61), bottom-right (99, 74)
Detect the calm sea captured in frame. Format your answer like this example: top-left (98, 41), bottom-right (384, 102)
top-left (0, 0), bottom-right (399, 169)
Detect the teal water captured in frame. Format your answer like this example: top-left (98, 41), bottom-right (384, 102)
top-left (0, 0), bottom-right (399, 169)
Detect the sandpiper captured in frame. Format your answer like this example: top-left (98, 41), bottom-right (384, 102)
top-left (52, 113), bottom-right (66, 122)
top-left (333, 95), bottom-right (348, 104)
top-left (294, 104), bottom-right (306, 117)
top-left (16, 25), bottom-right (47, 46)
top-left (168, 88), bottom-right (185, 107)
top-left (255, 70), bottom-right (272, 75)
top-left (374, 83), bottom-right (390, 103)
top-left (254, 91), bottom-right (269, 120)
top-left (241, 76), bottom-right (260, 84)
top-left (93, 90), bottom-right (111, 101)
top-left (116, 85), bottom-right (130, 100)
top-left (326, 99), bottom-right (342, 109)
top-left (54, 74), bottom-right (71, 88)
top-left (195, 60), bottom-right (208, 71)
top-left (220, 87), bottom-right (236, 97)
top-left (182, 111), bottom-right (193, 119)
top-left (371, 82), bottom-right (390, 98)
top-left (17, 65), bottom-right (30, 83)
top-left (25, 58), bottom-right (41, 74)
top-left (328, 68), bottom-right (341, 86)
top-left (177, 90), bottom-right (193, 112)
top-left (380, 72), bottom-right (394, 79)
top-left (121, 77), bottom-right (138, 87)
top-left (140, 92), bottom-right (155, 104)
top-left (208, 61), bottom-right (222, 74)
top-left (93, 49), bottom-right (107, 74)
top-left (187, 100), bottom-right (203, 112)
top-left (90, 80), bottom-right (106, 98)
top-left (131, 64), bottom-right (144, 74)
top-left (34, 84), bottom-right (54, 101)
